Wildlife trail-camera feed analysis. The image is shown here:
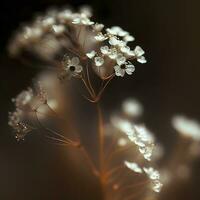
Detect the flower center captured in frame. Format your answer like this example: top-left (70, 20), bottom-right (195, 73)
top-left (120, 64), bottom-right (126, 69)
top-left (69, 65), bottom-right (76, 72)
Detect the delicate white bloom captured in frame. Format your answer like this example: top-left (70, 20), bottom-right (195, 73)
top-left (143, 167), bottom-right (160, 180)
top-left (12, 88), bottom-right (33, 108)
top-left (133, 125), bottom-right (155, 161)
top-left (124, 35), bottom-right (135, 42)
top-left (111, 117), bottom-right (134, 135)
top-left (106, 26), bottom-right (128, 37)
top-left (94, 56), bottom-right (104, 67)
top-left (109, 36), bottom-right (120, 46)
top-left (108, 48), bottom-right (118, 59)
top-left (172, 115), bottom-right (200, 141)
top-left (120, 45), bottom-right (131, 54)
top-left (100, 46), bottom-right (110, 55)
top-left (93, 23), bottom-right (104, 32)
top-left (86, 50), bottom-right (96, 59)
top-left (122, 98), bottom-right (143, 117)
top-left (152, 180), bottom-right (163, 193)
top-left (133, 46), bottom-right (147, 63)
top-left (124, 161), bottom-right (143, 173)
top-left (52, 25), bottom-right (65, 35)
top-left (79, 5), bottom-right (92, 18)
top-left (62, 56), bottom-right (83, 78)
top-left (57, 9), bottom-right (73, 22)
top-left (94, 32), bottom-right (107, 41)
top-left (114, 62), bottom-right (135, 77)
top-left (134, 46), bottom-right (145, 57)
top-left (116, 54), bottom-right (126, 66)
top-left (41, 16), bottom-right (56, 28)
top-left (72, 14), bottom-right (94, 25)
top-left (118, 137), bottom-right (128, 146)
top-left (23, 26), bottom-right (42, 40)
top-left (137, 56), bottom-right (147, 64)
top-left (143, 167), bottom-right (163, 192)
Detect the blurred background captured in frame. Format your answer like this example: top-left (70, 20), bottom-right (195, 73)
top-left (0, 0), bottom-right (200, 199)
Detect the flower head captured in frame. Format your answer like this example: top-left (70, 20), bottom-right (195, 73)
top-left (61, 56), bottom-right (83, 79)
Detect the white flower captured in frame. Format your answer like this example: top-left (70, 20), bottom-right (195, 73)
top-left (86, 50), bottom-right (96, 59)
top-left (118, 138), bottom-right (128, 146)
top-left (143, 167), bottom-right (160, 180)
top-left (93, 23), bottom-right (104, 32)
top-left (12, 88), bottom-right (33, 108)
top-left (133, 46), bottom-right (147, 63)
top-left (100, 46), bottom-right (110, 55)
top-left (108, 48), bottom-right (118, 59)
top-left (94, 32), bottom-right (107, 41)
top-left (172, 115), bottom-right (200, 141)
top-left (120, 45), bottom-right (131, 54)
top-left (143, 167), bottom-right (163, 193)
top-left (116, 54), bottom-right (126, 65)
top-left (94, 56), bottom-right (104, 66)
top-left (72, 14), bottom-right (94, 25)
top-left (106, 26), bottom-right (128, 37)
top-left (114, 61), bottom-right (135, 77)
top-left (109, 36), bottom-right (120, 46)
top-left (124, 161), bottom-right (143, 173)
top-left (79, 5), bottom-right (92, 18)
top-left (41, 16), bottom-right (56, 28)
top-left (62, 56), bottom-right (83, 78)
top-left (124, 35), bottom-right (135, 42)
top-left (52, 25), bottom-right (65, 35)
top-left (57, 9), bottom-right (73, 22)
top-left (122, 98), bottom-right (143, 117)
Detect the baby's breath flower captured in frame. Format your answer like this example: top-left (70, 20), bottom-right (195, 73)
top-left (72, 14), bottom-right (94, 25)
top-left (124, 161), bottom-right (143, 173)
top-left (61, 56), bottom-right (83, 79)
top-left (94, 32), bottom-right (108, 41)
top-left (100, 46), bottom-right (110, 55)
top-left (12, 88), bottom-right (34, 109)
top-left (124, 35), bottom-right (135, 42)
top-left (133, 46), bottom-right (147, 63)
top-left (86, 50), bottom-right (96, 59)
top-left (93, 23), bottom-right (104, 32)
top-left (57, 9), bottom-right (74, 22)
top-left (117, 137), bottom-right (128, 146)
top-left (94, 56), bottom-right (104, 67)
top-left (108, 48), bottom-right (118, 59)
top-left (79, 5), bottom-right (92, 18)
top-left (172, 115), bottom-right (200, 141)
top-left (114, 61), bottom-right (135, 77)
top-left (143, 167), bottom-right (163, 193)
top-left (106, 26), bottom-right (127, 37)
top-left (41, 16), bottom-right (56, 29)
top-left (122, 98), bottom-right (143, 117)
top-left (52, 24), bottom-right (65, 35)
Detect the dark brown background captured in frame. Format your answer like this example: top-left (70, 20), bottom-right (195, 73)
top-left (0, 0), bottom-right (200, 199)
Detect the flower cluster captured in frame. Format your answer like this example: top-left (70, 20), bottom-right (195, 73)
top-left (112, 117), bottom-right (155, 161)
top-left (8, 6), bottom-right (146, 81)
top-left (125, 161), bottom-right (163, 192)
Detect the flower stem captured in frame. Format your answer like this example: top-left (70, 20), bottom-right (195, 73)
top-left (96, 102), bottom-right (106, 199)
